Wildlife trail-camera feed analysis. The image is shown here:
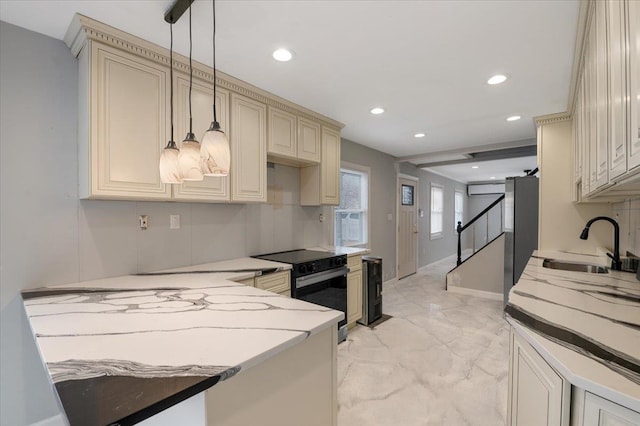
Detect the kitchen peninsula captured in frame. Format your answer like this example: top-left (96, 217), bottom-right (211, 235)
top-left (505, 251), bottom-right (640, 424)
top-left (21, 257), bottom-right (342, 426)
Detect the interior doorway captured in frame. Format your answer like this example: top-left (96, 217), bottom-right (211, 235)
top-left (397, 175), bottom-right (418, 279)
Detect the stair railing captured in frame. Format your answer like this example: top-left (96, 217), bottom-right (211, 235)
top-left (456, 194), bottom-right (505, 266)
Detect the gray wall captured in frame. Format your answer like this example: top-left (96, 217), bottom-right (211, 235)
top-left (340, 139), bottom-right (397, 282)
top-left (0, 22), bottom-right (327, 425)
top-left (415, 169), bottom-right (469, 266)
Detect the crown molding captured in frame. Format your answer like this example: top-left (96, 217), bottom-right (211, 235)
top-left (534, 112), bottom-right (572, 126)
top-left (566, 0), bottom-right (593, 116)
top-left (64, 13), bottom-right (344, 130)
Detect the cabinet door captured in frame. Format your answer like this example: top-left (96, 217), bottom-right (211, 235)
top-left (173, 74), bottom-right (230, 201)
top-left (267, 107), bottom-right (297, 159)
top-left (321, 127), bottom-right (341, 205)
top-left (87, 42), bottom-right (171, 199)
top-left (608, 0), bottom-right (628, 180)
top-left (508, 329), bottom-right (570, 426)
top-left (582, 59), bottom-right (592, 197)
top-left (255, 271), bottom-right (290, 295)
top-left (593, 0), bottom-right (609, 190)
top-left (347, 267), bottom-right (362, 326)
top-left (297, 117), bottom-right (321, 163)
top-left (628, 0), bottom-right (640, 171)
top-left (582, 392), bottom-right (640, 425)
top-left (230, 93), bottom-right (267, 203)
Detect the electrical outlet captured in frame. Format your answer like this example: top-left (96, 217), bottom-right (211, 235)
top-left (319, 213), bottom-right (325, 223)
top-left (139, 215), bottom-right (148, 230)
top-left (170, 215), bottom-right (180, 230)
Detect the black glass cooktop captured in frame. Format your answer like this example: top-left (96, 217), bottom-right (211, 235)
top-left (253, 249), bottom-right (337, 265)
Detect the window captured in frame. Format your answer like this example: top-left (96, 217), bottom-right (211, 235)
top-left (334, 166), bottom-right (369, 247)
top-left (454, 190), bottom-right (464, 231)
top-left (430, 184), bottom-right (443, 239)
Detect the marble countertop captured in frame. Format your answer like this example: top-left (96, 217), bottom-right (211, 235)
top-left (21, 257), bottom-right (342, 425)
top-left (505, 250), bottom-right (640, 411)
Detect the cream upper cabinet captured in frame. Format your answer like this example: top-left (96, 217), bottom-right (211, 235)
top-left (79, 41), bottom-right (171, 200)
top-left (172, 73), bottom-right (230, 202)
top-left (628, 0), bottom-right (640, 171)
top-left (230, 93), bottom-right (267, 203)
top-left (607, 0), bottom-right (628, 180)
top-left (321, 127), bottom-right (341, 205)
top-left (592, 0), bottom-right (609, 191)
top-left (267, 106), bottom-right (297, 159)
top-left (300, 126), bottom-right (341, 206)
top-left (508, 329), bottom-right (570, 426)
top-left (297, 117), bottom-right (321, 163)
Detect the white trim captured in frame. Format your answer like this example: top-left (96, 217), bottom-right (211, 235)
top-left (446, 285), bottom-right (502, 301)
top-left (334, 162), bottom-right (371, 249)
top-left (398, 173), bottom-right (419, 182)
top-left (429, 183), bottom-right (444, 238)
top-left (30, 414), bottom-right (66, 426)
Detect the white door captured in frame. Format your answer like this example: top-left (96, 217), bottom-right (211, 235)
top-left (397, 177), bottom-right (418, 279)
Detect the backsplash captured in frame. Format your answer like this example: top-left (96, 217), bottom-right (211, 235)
top-left (613, 197), bottom-right (640, 256)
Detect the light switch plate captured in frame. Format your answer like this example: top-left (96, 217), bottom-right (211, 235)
top-left (170, 215), bottom-right (180, 230)
top-left (139, 215), bottom-right (148, 230)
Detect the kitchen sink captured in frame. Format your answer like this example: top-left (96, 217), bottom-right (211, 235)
top-left (542, 259), bottom-right (608, 274)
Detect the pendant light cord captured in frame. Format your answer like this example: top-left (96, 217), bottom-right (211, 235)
top-left (170, 23), bottom-right (174, 142)
top-left (212, 0), bottom-right (218, 123)
top-left (189, 6), bottom-right (193, 134)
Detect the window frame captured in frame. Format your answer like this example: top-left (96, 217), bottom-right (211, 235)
top-left (454, 189), bottom-right (464, 234)
top-left (333, 162), bottom-right (371, 248)
top-left (430, 183), bottom-right (444, 240)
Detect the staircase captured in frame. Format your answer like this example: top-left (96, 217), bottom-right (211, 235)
top-left (446, 194), bottom-right (505, 300)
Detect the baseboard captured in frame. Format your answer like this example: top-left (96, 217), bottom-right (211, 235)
top-left (30, 414), bottom-right (66, 426)
top-left (446, 285), bottom-right (502, 301)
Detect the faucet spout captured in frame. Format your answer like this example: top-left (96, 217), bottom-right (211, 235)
top-left (579, 216), bottom-right (621, 271)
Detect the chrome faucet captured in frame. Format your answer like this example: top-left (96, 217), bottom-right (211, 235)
top-left (579, 216), bottom-right (622, 271)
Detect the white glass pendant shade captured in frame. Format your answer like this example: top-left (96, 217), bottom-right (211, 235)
top-left (159, 142), bottom-right (182, 184)
top-left (201, 122), bottom-right (230, 176)
top-left (178, 133), bottom-right (204, 181)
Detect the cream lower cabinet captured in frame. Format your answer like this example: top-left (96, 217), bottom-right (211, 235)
top-left (508, 328), bottom-right (571, 426)
top-left (230, 93), bottom-right (267, 203)
top-left (580, 392), bottom-right (640, 426)
top-left (172, 73), bottom-right (230, 202)
top-left (255, 271), bottom-right (291, 297)
top-left (346, 255), bottom-right (363, 327)
top-left (79, 40), bottom-right (171, 200)
top-left (300, 126), bottom-right (341, 206)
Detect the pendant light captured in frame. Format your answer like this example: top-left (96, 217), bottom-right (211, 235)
top-left (177, 5), bottom-right (204, 181)
top-left (201, 0), bottom-right (231, 176)
top-left (159, 23), bottom-right (182, 184)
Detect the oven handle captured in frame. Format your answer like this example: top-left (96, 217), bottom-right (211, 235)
top-left (295, 266), bottom-right (348, 289)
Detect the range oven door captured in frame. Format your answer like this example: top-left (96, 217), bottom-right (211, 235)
top-left (294, 266), bottom-right (348, 332)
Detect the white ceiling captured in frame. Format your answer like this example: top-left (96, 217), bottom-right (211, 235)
top-left (0, 0), bottom-right (579, 182)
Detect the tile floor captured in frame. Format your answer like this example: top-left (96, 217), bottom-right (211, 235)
top-left (337, 255), bottom-right (510, 425)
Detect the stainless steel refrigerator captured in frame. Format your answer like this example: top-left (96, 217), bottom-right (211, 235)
top-left (503, 176), bottom-right (539, 305)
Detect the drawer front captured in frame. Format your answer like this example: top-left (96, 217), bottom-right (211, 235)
top-left (235, 278), bottom-right (255, 287)
top-left (347, 255), bottom-right (362, 272)
top-left (255, 271), bottom-right (291, 294)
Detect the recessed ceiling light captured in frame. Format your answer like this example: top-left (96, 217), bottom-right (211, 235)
top-left (490, 176), bottom-right (496, 180)
top-left (272, 48), bottom-right (293, 62)
top-left (370, 107), bottom-right (385, 115)
top-left (506, 115), bottom-right (521, 121)
top-left (414, 133), bottom-right (426, 138)
top-left (487, 74), bottom-right (507, 85)
top-left (472, 166), bottom-right (479, 169)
